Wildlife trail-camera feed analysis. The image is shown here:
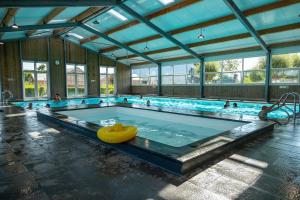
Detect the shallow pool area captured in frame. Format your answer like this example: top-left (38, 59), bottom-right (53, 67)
top-left (57, 107), bottom-right (247, 148)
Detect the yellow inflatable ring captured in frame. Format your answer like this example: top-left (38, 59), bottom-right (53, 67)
top-left (97, 123), bottom-right (137, 144)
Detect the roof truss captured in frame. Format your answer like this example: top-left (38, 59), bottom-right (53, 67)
top-left (223, 0), bottom-right (269, 53)
top-left (119, 3), bottom-right (201, 60)
top-left (80, 24), bottom-right (159, 65)
top-left (0, 8), bottom-right (19, 40)
top-left (100, 0), bottom-right (300, 53)
top-left (80, 0), bottom-right (200, 45)
top-left (26, 8), bottom-right (66, 36)
top-left (0, 0), bottom-right (118, 7)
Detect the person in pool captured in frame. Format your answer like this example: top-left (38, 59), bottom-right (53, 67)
top-left (224, 100), bottom-right (230, 109)
top-left (99, 100), bottom-right (103, 104)
top-left (45, 103), bottom-right (51, 108)
top-left (81, 100), bottom-right (86, 104)
top-left (123, 98), bottom-right (128, 103)
top-left (140, 95), bottom-right (143, 99)
top-left (53, 94), bottom-right (61, 102)
top-left (27, 102), bottom-right (33, 109)
top-left (146, 100), bottom-right (150, 106)
top-left (233, 103), bottom-right (238, 108)
top-left (258, 100), bottom-right (284, 122)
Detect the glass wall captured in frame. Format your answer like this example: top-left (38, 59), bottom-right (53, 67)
top-left (161, 63), bottom-right (200, 85)
top-left (22, 61), bottom-right (48, 99)
top-left (131, 66), bottom-right (158, 86)
top-left (271, 53), bottom-right (300, 84)
top-left (205, 57), bottom-right (266, 85)
top-left (100, 66), bottom-right (115, 96)
top-left (66, 64), bottom-right (86, 97)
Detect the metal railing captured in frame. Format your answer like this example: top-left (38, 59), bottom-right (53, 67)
top-left (277, 92), bottom-right (300, 124)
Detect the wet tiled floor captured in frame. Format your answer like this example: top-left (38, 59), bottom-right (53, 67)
top-left (0, 106), bottom-right (300, 199)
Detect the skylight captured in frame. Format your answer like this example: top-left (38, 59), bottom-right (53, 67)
top-left (68, 33), bottom-right (84, 40)
top-left (108, 9), bottom-right (128, 21)
top-left (158, 0), bottom-right (175, 5)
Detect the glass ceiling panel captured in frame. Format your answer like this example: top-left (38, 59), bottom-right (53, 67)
top-left (234, 0), bottom-right (278, 11)
top-left (125, 0), bottom-right (181, 16)
top-left (247, 4), bottom-right (300, 30)
top-left (0, 8), bottom-right (7, 21)
top-left (108, 23), bottom-right (158, 43)
top-left (2, 32), bottom-right (25, 40)
top-left (85, 7), bottom-right (134, 33)
top-left (52, 7), bottom-right (90, 22)
top-left (173, 20), bottom-right (247, 45)
top-left (191, 37), bottom-right (257, 54)
top-left (15, 8), bottom-right (53, 26)
top-left (150, 0), bottom-right (231, 32)
top-left (262, 29), bottom-right (300, 44)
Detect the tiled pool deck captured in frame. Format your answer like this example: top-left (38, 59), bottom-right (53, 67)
top-left (0, 105), bottom-right (300, 199)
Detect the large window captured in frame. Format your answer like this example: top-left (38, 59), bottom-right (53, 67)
top-left (205, 57), bottom-right (266, 85)
top-left (66, 64), bottom-right (86, 97)
top-left (271, 53), bottom-right (300, 84)
top-left (131, 66), bottom-right (158, 86)
top-left (100, 66), bottom-right (115, 96)
top-left (161, 63), bottom-right (200, 85)
top-left (22, 61), bottom-right (48, 99)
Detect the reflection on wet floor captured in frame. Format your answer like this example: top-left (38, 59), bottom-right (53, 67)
top-left (0, 107), bottom-right (300, 199)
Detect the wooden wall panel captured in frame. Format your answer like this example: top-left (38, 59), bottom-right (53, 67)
top-left (21, 38), bottom-right (48, 61)
top-left (87, 50), bottom-right (99, 97)
top-left (204, 85), bottom-right (265, 100)
top-left (270, 85), bottom-right (300, 101)
top-left (131, 86), bottom-right (157, 95)
top-left (116, 64), bottom-right (131, 94)
top-left (0, 37), bottom-right (131, 100)
top-left (160, 86), bottom-right (200, 97)
top-left (1, 41), bottom-right (22, 100)
top-left (49, 37), bottom-right (66, 98)
top-left (65, 41), bottom-right (86, 64)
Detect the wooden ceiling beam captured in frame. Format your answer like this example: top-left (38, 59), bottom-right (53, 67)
top-left (101, 0), bottom-right (300, 53)
top-left (117, 22), bottom-right (300, 60)
top-left (53, 6), bottom-right (106, 36)
top-left (80, 0), bottom-right (200, 44)
top-left (0, 8), bottom-right (19, 40)
top-left (26, 8), bottom-right (66, 36)
top-left (131, 39), bottom-right (300, 66)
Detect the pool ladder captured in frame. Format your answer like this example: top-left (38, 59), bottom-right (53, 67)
top-left (276, 92), bottom-right (300, 124)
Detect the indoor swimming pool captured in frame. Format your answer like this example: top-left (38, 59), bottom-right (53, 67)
top-left (57, 107), bottom-right (247, 148)
top-left (13, 96), bottom-right (296, 119)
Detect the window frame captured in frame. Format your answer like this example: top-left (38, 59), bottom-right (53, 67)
top-left (204, 57), bottom-right (266, 86)
top-left (99, 66), bottom-right (116, 96)
top-left (22, 60), bottom-right (50, 100)
top-left (66, 63), bottom-right (87, 98)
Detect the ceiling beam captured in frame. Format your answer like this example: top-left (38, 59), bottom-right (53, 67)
top-left (26, 8), bottom-right (66, 36)
top-left (119, 3), bottom-right (201, 59)
top-left (117, 22), bottom-right (300, 60)
top-left (0, 0), bottom-right (118, 7)
top-left (100, 0), bottom-right (300, 53)
top-left (80, 0), bottom-right (200, 45)
top-left (131, 40), bottom-right (300, 66)
top-left (0, 8), bottom-right (19, 40)
top-left (80, 24), bottom-right (159, 65)
top-left (53, 6), bottom-right (108, 36)
top-left (223, 0), bottom-right (269, 53)
top-left (0, 22), bottom-right (80, 33)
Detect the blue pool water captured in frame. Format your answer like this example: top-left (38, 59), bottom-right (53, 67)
top-left (13, 96), bottom-right (297, 119)
top-left (13, 97), bottom-right (115, 109)
top-left (58, 107), bottom-right (246, 147)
